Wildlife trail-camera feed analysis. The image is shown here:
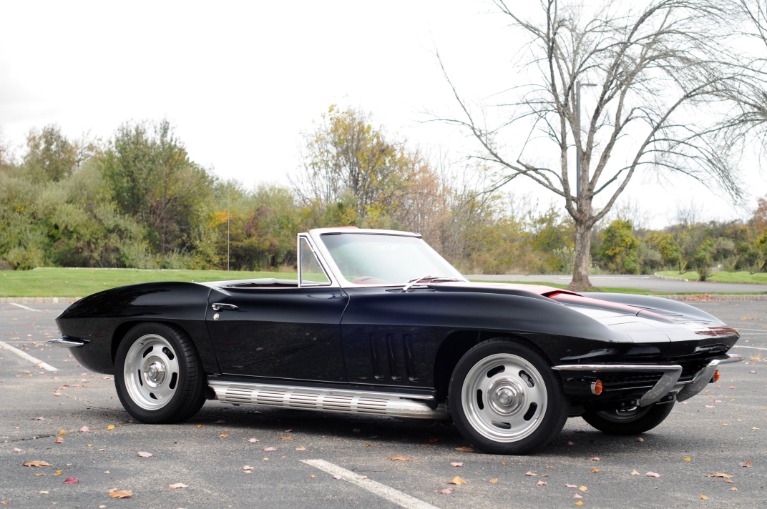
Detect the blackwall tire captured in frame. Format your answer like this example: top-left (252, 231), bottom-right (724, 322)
top-left (114, 323), bottom-right (206, 423)
top-left (582, 402), bottom-right (675, 435)
top-left (448, 339), bottom-right (568, 455)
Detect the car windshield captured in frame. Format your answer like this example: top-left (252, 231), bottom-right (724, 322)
top-left (320, 233), bottom-right (465, 285)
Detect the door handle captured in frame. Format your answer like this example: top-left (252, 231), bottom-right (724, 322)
top-left (211, 303), bottom-right (238, 311)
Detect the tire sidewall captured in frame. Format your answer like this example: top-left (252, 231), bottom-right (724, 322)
top-left (114, 323), bottom-right (204, 423)
top-left (448, 339), bottom-right (568, 455)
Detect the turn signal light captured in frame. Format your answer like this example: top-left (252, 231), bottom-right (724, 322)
top-left (591, 379), bottom-right (603, 396)
top-left (713, 370), bottom-right (721, 382)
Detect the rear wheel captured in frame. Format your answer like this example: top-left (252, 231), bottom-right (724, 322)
top-left (448, 340), bottom-right (568, 454)
top-left (582, 402), bottom-right (675, 435)
top-left (114, 323), bottom-right (206, 423)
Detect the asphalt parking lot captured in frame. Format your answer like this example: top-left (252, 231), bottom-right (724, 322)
top-left (1, 300), bottom-right (765, 509)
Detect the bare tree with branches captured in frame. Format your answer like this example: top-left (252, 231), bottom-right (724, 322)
top-left (441, 0), bottom-right (745, 290)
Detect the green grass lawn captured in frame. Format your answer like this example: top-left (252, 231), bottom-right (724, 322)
top-left (0, 268), bottom-right (294, 298)
top-left (655, 270), bottom-right (767, 284)
top-left (3, 268), bottom-right (766, 298)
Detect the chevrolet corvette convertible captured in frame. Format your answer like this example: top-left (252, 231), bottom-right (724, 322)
top-left (50, 228), bottom-right (741, 454)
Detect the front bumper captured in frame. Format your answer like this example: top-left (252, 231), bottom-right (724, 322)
top-left (553, 353), bottom-right (742, 407)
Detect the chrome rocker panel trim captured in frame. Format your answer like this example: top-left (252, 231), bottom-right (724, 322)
top-left (209, 380), bottom-right (448, 420)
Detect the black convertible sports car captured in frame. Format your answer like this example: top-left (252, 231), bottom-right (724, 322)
top-left (50, 228), bottom-right (741, 454)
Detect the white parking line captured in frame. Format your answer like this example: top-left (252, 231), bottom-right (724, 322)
top-left (0, 340), bottom-right (58, 371)
top-left (301, 459), bottom-right (440, 509)
top-left (9, 303), bottom-right (40, 312)
top-left (733, 345), bottom-right (767, 352)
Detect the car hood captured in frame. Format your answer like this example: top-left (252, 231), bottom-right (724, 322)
top-left (431, 282), bottom-right (739, 346)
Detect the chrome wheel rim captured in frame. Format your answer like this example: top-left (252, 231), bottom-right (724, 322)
top-left (123, 334), bottom-right (180, 410)
top-left (461, 353), bottom-right (548, 443)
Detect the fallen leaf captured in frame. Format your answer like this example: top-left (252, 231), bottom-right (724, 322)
top-left (489, 478), bottom-right (499, 484)
top-left (12, 448), bottom-right (23, 454)
top-left (454, 447), bottom-right (474, 453)
top-left (280, 436), bottom-right (294, 441)
top-left (591, 468), bottom-right (600, 473)
top-left (699, 495), bottom-right (709, 500)
top-left (740, 459), bottom-right (752, 468)
top-left (591, 456), bottom-right (600, 462)
top-left (448, 476), bottom-right (467, 485)
top-left (636, 437), bottom-right (645, 443)
top-left (58, 429), bottom-right (67, 436)
top-left (450, 462), bottom-right (463, 467)
top-left (263, 447), bottom-right (277, 452)
top-left (54, 470), bottom-right (63, 476)
top-left (80, 426), bottom-right (90, 433)
top-left (566, 484), bottom-right (579, 488)
top-left (108, 489), bottom-right (132, 499)
top-left (295, 446), bottom-right (306, 451)
top-left (137, 451), bottom-right (153, 458)
top-left (219, 434), bottom-right (229, 439)
top-left (525, 471), bottom-right (537, 477)
top-left (630, 469), bottom-right (640, 476)
top-left (578, 486), bottom-right (588, 492)
top-left (64, 478), bottom-right (79, 484)
top-left (106, 425), bottom-right (115, 431)
top-left (248, 437), bottom-right (260, 443)
top-left (168, 483), bottom-right (188, 490)
top-left (576, 501), bottom-right (584, 507)
top-left (332, 474), bottom-right (343, 480)
top-left (574, 494), bottom-right (583, 499)
top-left (55, 437), bottom-right (64, 444)
top-left (437, 488), bottom-right (454, 495)
top-left (388, 456), bottom-right (413, 462)
top-left (536, 480), bottom-right (547, 486)
top-left (646, 472), bottom-right (661, 478)
top-left (707, 472), bottom-right (733, 479)
top-left (684, 457), bottom-right (692, 462)
top-left (243, 465), bottom-right (255, 472)
top-left (23, 461), bottom-right (51, 467)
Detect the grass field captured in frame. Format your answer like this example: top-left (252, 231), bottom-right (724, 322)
top-left (655, 270), bottom-right (767, 284)
top-left (3, 268), bottom-right (766, 298)
top-left (0, 268), bottom-right (293, 298)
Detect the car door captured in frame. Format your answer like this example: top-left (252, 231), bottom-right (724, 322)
top-left (205, 285), bottom-right (349, 382)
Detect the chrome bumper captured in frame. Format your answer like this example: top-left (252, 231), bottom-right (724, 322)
top-left (553, 354), bottom-right (742, 407)
top-left (47, 337), bottom-right (88, 348)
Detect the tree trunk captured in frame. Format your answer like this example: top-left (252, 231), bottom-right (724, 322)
top-left (569, 220), bottom-right (593, 291)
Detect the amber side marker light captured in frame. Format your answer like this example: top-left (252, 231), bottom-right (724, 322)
top-left (713, 370), bottom-right (721, 382)
top-left (591, 380), bottom-right (604, 396)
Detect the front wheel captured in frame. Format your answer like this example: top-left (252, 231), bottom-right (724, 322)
top-left (114, 323), bottom-right (206, 423)
top-left (582, 402), bottom-right (675, 435)
top-left (448, 340), bottom-right (568, 455)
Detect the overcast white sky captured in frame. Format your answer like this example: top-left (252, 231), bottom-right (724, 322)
top-left (1, 0), bottom-right (764, 229)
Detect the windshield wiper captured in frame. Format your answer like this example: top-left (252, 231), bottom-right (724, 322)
top-left (402, 275), bottom-right (465, 292)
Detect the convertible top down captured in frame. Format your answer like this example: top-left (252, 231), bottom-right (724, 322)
top-left (51, 228), bottom-right (741, 454)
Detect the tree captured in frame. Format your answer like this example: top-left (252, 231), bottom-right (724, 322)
top-left (23, 125), bottom-right (93, 183)
top-left (441, 0), bottom-right (744, 290)
top-left (295, 106), bottom-right (453, 235)
top-left (597, 219), bottom-right (639, 274)
top-left (100, 120), bottom-right (214, 258)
